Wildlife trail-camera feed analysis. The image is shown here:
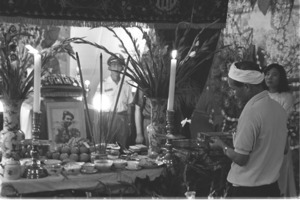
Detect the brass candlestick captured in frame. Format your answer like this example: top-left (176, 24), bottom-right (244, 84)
top-left (24, 112), bottom-right (47, 179)
top-left (161, 110), bottom-right (176, 167)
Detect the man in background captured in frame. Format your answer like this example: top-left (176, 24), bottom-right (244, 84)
top-left (94, 53), bottom-right (134, 148)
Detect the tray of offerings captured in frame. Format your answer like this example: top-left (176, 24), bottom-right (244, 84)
top-left (197, 132), bottom-right (232, 142)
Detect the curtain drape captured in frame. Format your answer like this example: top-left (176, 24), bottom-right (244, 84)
top-left (0, 0), bottom-right (228, 28)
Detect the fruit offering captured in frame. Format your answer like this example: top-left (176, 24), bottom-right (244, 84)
top-left (44, 137), bottom-right (93, 163)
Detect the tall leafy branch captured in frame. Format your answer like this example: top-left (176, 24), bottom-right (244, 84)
top-left (0, 24), bottom-right (75, 100)
top-left (72, 23), bottom-right (222, 111)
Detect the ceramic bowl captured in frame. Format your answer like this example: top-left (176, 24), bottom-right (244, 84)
top-left (94, 159), bottom-right (113, 171)
top-left (44, 163), bottom-right (63, 176)
top-left (63, 163), bottom-right (82, 175)
top-left (113, 159), bottom-right (127, 169)
top-left (82, 163), bottom-right (95, 173)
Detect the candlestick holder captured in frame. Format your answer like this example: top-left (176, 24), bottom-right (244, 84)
top-left (161, 110), bottom-right (184, 167)
top-left (24, 112), bottom-right (47, 179)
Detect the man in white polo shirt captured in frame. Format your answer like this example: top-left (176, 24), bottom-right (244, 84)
top-left (210, 61), bottom-right (288, 197)
top-left (94, 53), bottom-right (133, 148)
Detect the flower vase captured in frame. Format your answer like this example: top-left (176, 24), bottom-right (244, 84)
top-left (146, 98), bottom-right (167, 156)
top-left (0, 99), bottom-right (25, 162)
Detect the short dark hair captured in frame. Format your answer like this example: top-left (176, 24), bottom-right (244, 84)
top-left (107, 53), bottom-right (125, 66)
top-left (264, 63), bottom-right (290, 93)
top-left (62, 110), bottom-right (74, 120)
top-left (230, 61), bottom-right (265, 87)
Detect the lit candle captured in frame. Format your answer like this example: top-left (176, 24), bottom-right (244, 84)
top-left (167, 50), bottom-right (177, 111)
top-left (33, 53), bottom-right (41, 112)
top-left (26, 45), bottom-right (41, 113)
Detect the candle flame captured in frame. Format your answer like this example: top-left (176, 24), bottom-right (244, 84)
top-left (171, 50), bottom-right (177, 59)
top-left (84, 80), bottom-right (90, 87)
top-left (25, 45), bottom-right (39, 54)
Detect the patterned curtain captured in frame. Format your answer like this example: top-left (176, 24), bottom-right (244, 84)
top-left (0, 0), bottom-right (228, 28)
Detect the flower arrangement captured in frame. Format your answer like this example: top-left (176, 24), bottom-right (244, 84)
top-left (0, 24), bottom-right (75, 100)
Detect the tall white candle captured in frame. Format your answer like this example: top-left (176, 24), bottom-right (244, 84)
top-left (33, 53), bottom-right (41, 113)
top-left (167, 50), bottom-right (177, 111)
top-left (25, 45), bottom-right (41, 113)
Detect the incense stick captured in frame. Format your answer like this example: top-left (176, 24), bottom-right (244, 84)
top-left (99, 53), bottom-right (104, 144)
top-left (107, 57), bottom-right (130, 148)
top-left (75, 52), bottom-right (95, 146)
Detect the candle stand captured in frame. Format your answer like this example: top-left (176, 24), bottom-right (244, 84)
top-left (161, 110), bottom-right (184, 167)
top-left (24, 112), bottom-right (47, 179)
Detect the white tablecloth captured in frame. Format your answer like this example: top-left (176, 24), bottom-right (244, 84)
top-left (0, 167), bottom-right (165, 196)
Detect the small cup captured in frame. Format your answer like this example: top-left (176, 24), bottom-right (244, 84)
top-left (94, 159), bottom-right (113, 171)
top-left (185, 191), bottom-right (196, 199)
top-left (127, 161), bottom-right (139, 169)
top-left (44, 164), bottom-right (62, 176)
top-left (63, 163), bottom-right (81, 175)
top-left (113, 159), bottom-right (127, 169)
top-left (82, 163), bottom-right (95, 173)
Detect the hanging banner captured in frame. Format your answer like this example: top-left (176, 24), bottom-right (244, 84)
top-left (0, 0), bottom-right (228, 28)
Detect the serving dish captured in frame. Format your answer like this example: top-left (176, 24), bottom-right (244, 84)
top-left (63, 162), bottom-right (82, 175)
top-left (113, 159), bottom-right (127, 169)
top-left (44, 164), bottom-right (63, 176)
top-left (44, 159), bottom-right (62, 165)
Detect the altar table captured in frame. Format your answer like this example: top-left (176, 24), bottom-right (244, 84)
top-left (0, 167), bottom-right (165, 197)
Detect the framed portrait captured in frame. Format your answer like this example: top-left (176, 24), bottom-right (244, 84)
top-left (46, 101), bottom-right (86, 144)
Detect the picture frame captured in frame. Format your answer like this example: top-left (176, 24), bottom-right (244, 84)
top-left (46, 101), bottom-right (86, 144)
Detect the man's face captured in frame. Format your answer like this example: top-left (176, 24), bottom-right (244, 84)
top-left (108, 62), bottom-right (123, 72)
top-left (63, 115), bottom-right (73, 127)
top-left (109, 62), bottom-right (123, 81)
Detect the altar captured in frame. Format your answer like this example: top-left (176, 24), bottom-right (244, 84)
top-left (1, 0), bottom-right (298, 198)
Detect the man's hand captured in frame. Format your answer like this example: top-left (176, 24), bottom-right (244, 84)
top-left (210, 136), bottom-right (249, 166)
top-left (209, 136), bottom-right (226, 149)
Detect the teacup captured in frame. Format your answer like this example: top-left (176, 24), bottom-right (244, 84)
top-left (94, 159), bottom-right (113, 171)
top-left (82, 163), bottom-right (95, 172)
top-left (127, 161), bottom-right (139, 169)
top-left (185, 191), bottom-right (196, 199)
top-left (113, 159), bottom-right (127, 169)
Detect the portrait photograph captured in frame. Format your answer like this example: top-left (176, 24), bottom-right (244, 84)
top-left (46, 101), bottom-right (86, 144)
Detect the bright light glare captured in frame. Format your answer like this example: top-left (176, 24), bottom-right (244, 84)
top-left (84, 80), bottom-right (90, 87)
top-left (0, 101), bottom-right (3, 112)
top-left (25, 45), bottom-right (39, 54)
top-left (171, 50), bottom-right (177, 59)
top-left (129, 80), bottom-right (137, 93)
top-left (92, 93), bottom-right (111, 112)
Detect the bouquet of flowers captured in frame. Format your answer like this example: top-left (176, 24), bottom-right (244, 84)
top-left (0, 23), bottom-right (75, 100)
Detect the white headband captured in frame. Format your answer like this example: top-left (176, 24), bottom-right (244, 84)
top-left (228, 62), bottom-right (264, 84)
